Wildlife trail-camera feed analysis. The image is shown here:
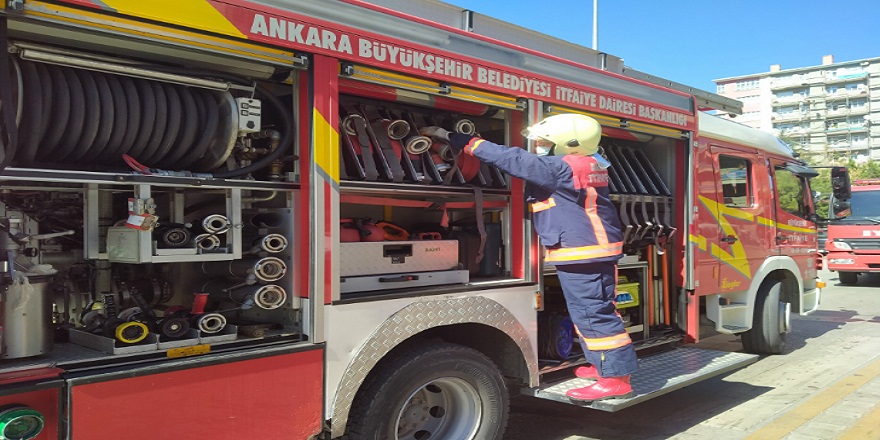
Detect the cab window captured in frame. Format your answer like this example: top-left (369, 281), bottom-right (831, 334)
top-left (775, 166), bottom-right (809, 218)
top-left (719, 155), bottom-right (751, 207)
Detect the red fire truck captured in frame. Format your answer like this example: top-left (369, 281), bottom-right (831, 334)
top-left (0, 1), bottom-right (825, 439)
top-left (825, 176), bottom-right (880, 285)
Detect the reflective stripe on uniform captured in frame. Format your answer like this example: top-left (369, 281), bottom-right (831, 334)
top-left (584, 187), bottom-right (608, 244)
top-left (464, 138), bottom-right (484, 155)
top-left (579, 331), bottom-right (632, 351)
top-left (531, 198), bottom-right (556, 212)
top-left (545, 241), bottom-right (623, 262)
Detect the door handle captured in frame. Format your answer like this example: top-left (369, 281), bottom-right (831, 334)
top-left (776, 234), bottom-right (788, 243)
top-left (720, 235), bottom-right (738, 244)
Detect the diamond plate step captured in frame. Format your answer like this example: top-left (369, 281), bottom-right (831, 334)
top-left (523, 347), bottom-right (758, 411)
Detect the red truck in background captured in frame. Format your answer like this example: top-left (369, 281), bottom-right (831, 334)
top-left (824, 172), bottom-right (880, 285)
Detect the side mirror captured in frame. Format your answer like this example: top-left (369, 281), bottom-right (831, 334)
top-left (831, 166), bottom-right (851, 201)
top-left (832, 200), bottom-right (851, 218)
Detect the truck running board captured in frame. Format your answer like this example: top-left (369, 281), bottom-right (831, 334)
top-left (523, 347), bottom-right (758, 411)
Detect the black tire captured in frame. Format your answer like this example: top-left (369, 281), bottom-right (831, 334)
top-left (742, 280), bottom-right (786, 354)
top-left (839, 272), bottom-right (859, 286)
top-left (346, 342), bottom-right (509, 440)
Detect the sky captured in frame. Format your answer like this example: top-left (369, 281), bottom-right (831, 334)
top-left (455, 0), bottom-right (880, 93)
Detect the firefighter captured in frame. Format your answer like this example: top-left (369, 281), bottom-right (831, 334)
top-left (421, 113), bottom-right (638, 401)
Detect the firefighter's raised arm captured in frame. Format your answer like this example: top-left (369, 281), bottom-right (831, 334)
top-left (420, 114), bottom-right (608, 192)
top-left (419, 127), bottom-right (563, 191)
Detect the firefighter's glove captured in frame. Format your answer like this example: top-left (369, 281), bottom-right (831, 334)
top-left (419, 126), bottom-right (451, 142)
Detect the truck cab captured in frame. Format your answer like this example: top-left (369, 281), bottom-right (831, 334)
top-left (691, 114), bottom-right (821, 353)
top-left (825, 177), bottom-right (880, 285)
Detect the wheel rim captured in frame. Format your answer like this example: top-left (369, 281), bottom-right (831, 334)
top-left (395, 377), bottom-right (482, 440)
top-left (779, 301), bottom-right (791, 334)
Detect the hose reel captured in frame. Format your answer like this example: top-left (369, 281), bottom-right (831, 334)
top-left (2, 42), bottom-right (294, 177)
top-left (8, 56), bottom-right (238, 171)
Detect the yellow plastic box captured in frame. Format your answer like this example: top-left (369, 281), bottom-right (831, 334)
top-left (615, 282), bottom-right (640, 309)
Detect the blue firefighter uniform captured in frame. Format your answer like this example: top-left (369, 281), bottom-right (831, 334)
top-left (448, 133), bottom-right (639, 378)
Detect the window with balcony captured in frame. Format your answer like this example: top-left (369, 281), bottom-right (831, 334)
top-left (773, 74), bottom-right (805, 87)
top-left (826, 119), bottom-right (846, 130)
top-left (827, 103), bottom-right (846, 114)
top-left (777, 122), bottom-right (811, 135)
top-left (828, 135), bottom-right (849, 147)
top-left (825, 67), bottom-right (867, 82)
top-left (844, 83), bottom-right (867, 94)
top-left (835, 67), bottom-right (867, 80)
top-left (774, 89), bottom-right (809, 102)
top-left (847, 117), bottom-right (866, 128)
top-left (735, 79), bottom-right (760, 91)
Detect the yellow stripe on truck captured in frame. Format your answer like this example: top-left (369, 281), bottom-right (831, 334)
top-left (698, 195), bottom-right (752, 278)
top-left (100, 0), bottom-right (246, 38)
top-left (313, 108), bottom-right (340, 184)
top-left (26, 1), bottom-right (295, 65)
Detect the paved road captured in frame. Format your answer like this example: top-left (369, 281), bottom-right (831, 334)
top-left (505, 267), bottom-right (880, 440)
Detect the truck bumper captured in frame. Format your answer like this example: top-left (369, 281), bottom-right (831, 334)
top-left (825, 251), bottom-right (880, 272)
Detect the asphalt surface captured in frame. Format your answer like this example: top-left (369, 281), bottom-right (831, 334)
top-left (504, 267), bottom-right (880, 440)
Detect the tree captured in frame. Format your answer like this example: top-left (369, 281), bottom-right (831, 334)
top-left (847, 159), bottom-right (880, 181)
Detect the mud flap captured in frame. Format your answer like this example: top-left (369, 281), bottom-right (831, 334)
top-left (523, 347), bottom-right (758, 411)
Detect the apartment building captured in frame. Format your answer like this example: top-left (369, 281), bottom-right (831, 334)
top-left (713, 55), bottom-right (880, 163)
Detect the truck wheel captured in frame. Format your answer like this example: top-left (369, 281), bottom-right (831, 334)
top-left (742, 280), bottom-right (786, 354)
top-left (839, 272), bottom-right (859, 285)
top-left (345, 342), bottom-right (509, 440)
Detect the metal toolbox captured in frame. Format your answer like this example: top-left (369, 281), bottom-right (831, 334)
top-left (339, 240), bottom-right (460, 277)
top-left (341, 270), bottom-right (469, 293)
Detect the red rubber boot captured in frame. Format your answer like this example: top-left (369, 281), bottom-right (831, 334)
top-left (573, 364), bottom-right (599, 380)
top-left (566, 376), bottom-right (633, 402)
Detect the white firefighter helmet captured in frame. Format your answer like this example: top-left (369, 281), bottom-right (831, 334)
top-left (522, 113), bottom-right (602, 157)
